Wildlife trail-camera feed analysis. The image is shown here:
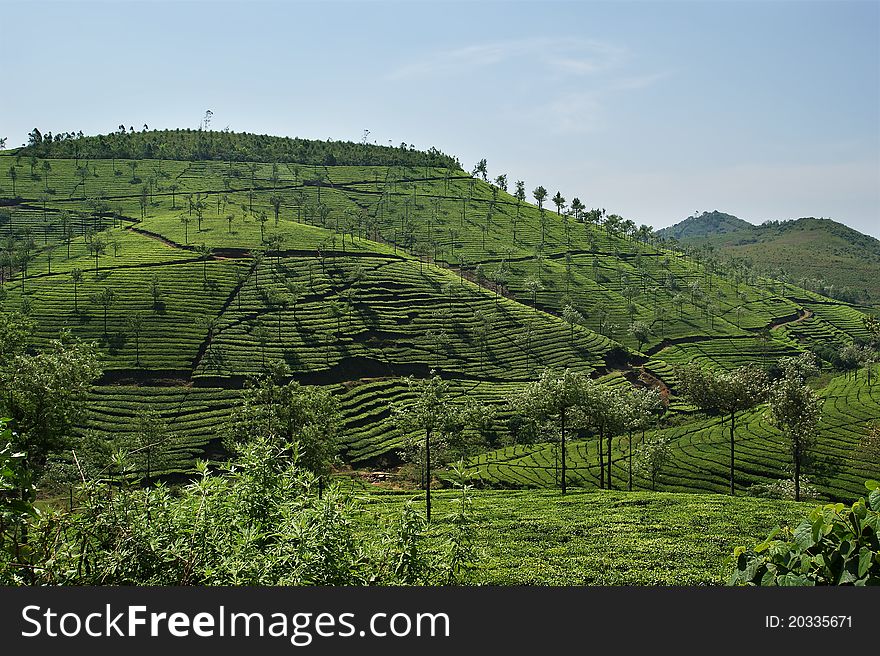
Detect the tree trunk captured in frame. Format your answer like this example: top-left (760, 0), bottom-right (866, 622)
top-left (607, 433), bottom-right (613, 490)
top-left (425, 428), bottom-right (432, 521)
top-left (628, 431), bottom-right (633, 491)
top-left (560, 408), bottom-right (566, 495)
top-left (729, 412), bottom-right (736, 496)
top-left (598, 426), bottom-right (605, 489)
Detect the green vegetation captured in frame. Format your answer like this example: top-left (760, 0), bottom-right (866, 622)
top-left (356, 487), bottom-right (809, 585)
top-left (2, 128), bottom-right (878, 586)
top-left (729, 481), bottom-right (880, 585)
top-left (659, 211), bottom-right (880, 305)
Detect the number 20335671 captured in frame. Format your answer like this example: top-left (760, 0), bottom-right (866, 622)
top-left (765, 615), bottom-right (852, 629)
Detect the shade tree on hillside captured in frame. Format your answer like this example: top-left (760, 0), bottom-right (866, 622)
top-left (69, 268), bottom-right (83, 313)
top-left (562, 304), bottom-right (585, 347)
top-left (127, 406), bottom-right (173, 482)
top-left (676, 363), bottom-right (768, 495)
top-left (628, 320), bottom-right (651, 352)
top-left (620, 386), bottom-right (664, 491)
top-left (225, 361), bottom-right (341, 479)
top-left (635, 435), bottom-right (672, 491)
top-left (394, 373), bottom-right (487, 521)
top-left (769, 353), bottom-right (822, 501)
top-left (126, 312), bottom-right (145, 367)
top-left (524, 275), bottom-right (543, 311)
top-left (514, 368), bottom-right (592, 494)
top-left (195, 243), bottom-right (213, 284)
top-left (92, 287), bottom-right (115, 336)
top-left (552, 191), bottom-right (565, 215)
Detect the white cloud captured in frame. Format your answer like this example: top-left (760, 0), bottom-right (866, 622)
top-left (386, 36), bottom-right (626, 81)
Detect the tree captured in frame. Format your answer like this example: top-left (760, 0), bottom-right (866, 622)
top-left (676, 363), bottom-right (768, 495)
top-left (628, 320), bottom-right (651, 352)
top-left (267, 291), bottom-right (290, 342)
top-left (532, 185), bottom-right (547, 211)
top-left (524, 274), bottom-right (543, 311)
top-left (253, 323), bottom-right (270, 368)
top-left (562, 304), bottom-right (584, 346)
top-left (127, 312), bottom-right (145, 366)
top-left (673, 293), bottom-right (686, 319)
top-left (194, 194), bottom-right (206, 231)
top-left (86, 233), bottom-right (106, 275)
top-left (195, 243), bottom-right (213, 283)
top-left (8, 166), bottom-right (17, 196)
top-left (393, 374), bottom-right (481, 520)
top-left (270, 194), bottom-right (283, 226)
top-left (515, 368), bottom-right (591, 494)
top-left (92, 287), bottom-right (115, 336)
top-left (853, 423), bottom-right (880, 472)
top-left (41, 160), bottom-right (52, 191)
top-left (226, 362), bottom-right (341, 477)
top-left (179, 215), bottom-right (192, 244)
top-left (0, 335), bottom-right (102, 498)
top-left (251, 250), bottom-right (266, 289)
top-left (768, 354), bottom-right (822, 501)
top-left (149, 275), bottom-right (163, 311)
top-left (128, 407), bottom-right (172, 482)
top-left (620, 387), bottom-right (664, 491)
top-left (70, 268), bottom-right (83, 313)
top-left (472, 159), bottom-right (488, 181)
top-left (552, 191), bottom-right (565, 215)
top-left (257, 210), bottom-right (269, 242)
top-left (570, 197), bottom-right (584, 221)
top-left (634, 436), bottom-right (672, 491)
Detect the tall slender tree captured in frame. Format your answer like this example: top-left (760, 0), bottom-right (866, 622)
top-left (515, 368), bottom-right (591, 494)
top-left (676, 364), bottom-right (768, 495)
top-left (70, 268), bottom-right (83, 313)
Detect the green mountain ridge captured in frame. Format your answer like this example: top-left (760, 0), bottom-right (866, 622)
top-left (659, 211), bottom-right (880, 305)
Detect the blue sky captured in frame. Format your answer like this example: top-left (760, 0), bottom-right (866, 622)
top-left (1, 0), bottom-right (878, 236)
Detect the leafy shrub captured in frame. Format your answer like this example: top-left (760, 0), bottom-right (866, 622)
top-left (7, 436), bottom-right (475, 586)
top-left (728, 481), bottom-right (880, 586)
top-left (748, 477), bottom-right (820, 501)
top-left (0, 419), bottom-right (38, 584)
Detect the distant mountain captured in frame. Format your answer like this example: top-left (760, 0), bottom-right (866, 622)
top-left (657, 210), bottom-right (753, 240)
top-left (659, 213), bottom-right (880, 305)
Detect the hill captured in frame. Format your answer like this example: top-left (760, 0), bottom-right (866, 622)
top-left (0, 129), bottom-right (875, 499)
top-left (659, 213), bottom-right (880, 305)
top-left (657, 210), bottom-right (752, 240)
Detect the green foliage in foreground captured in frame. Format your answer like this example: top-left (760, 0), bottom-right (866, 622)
top-left (355, 488), bottom-right (809, 585)
top-left (729, 480), bottom-right (880, 586)
top-left (1, 437), bottom-right (474, 586)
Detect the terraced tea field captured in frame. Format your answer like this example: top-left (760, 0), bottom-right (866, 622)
top-left (354, 487), bottom-right (810, 585)
top-left (465, 365), bottom-right (880, 500)
top-left (2, 138), bottom-right (876, 494)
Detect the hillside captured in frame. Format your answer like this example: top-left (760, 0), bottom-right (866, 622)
top-left (466, 364), bottom-right (879, 500)
top-left (659, 212), bottom-right (880, 305)
top-left (0, 130), bottom-right (875, 498)
top-left (657, 210), bottom-right (752, 240)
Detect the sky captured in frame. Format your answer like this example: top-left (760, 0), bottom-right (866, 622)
top-left (1, 0), bottom-right (878, 237)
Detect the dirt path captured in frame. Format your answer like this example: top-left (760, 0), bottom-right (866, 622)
top-left (769, 307), bottom-right (813, 331)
